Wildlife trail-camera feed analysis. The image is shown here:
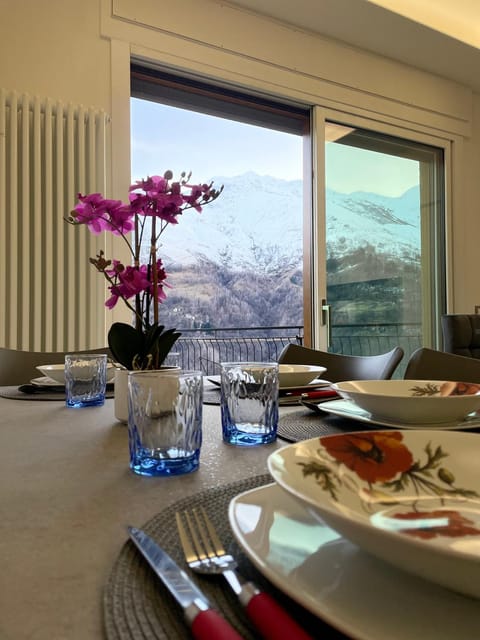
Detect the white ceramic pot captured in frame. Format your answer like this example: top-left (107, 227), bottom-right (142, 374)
top-left (114, 366), bottom-right (182, 423)
top-left (114, 369), bottom-right (130, 423)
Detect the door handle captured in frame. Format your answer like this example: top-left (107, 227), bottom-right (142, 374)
top-left (321, 299), bottom-right (331, 349)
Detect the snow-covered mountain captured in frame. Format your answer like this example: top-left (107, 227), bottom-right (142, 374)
top-left (153, 171), bottom-right (420, 268)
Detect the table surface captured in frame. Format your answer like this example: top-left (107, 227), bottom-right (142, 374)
top-left (0, 393), bottom-right (299, 640)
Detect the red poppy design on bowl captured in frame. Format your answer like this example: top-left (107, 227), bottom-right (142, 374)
top-left (391, 509), bottom-right (480, 540)
top-left (320, 431), bottom-right (413, 483)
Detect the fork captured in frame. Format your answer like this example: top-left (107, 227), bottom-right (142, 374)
top-left (176, 507), bottom-right (313, 640)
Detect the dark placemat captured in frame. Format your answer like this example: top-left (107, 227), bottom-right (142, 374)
top-left (277, 407), bottom-right (369, 442)
top-left (203, 386), bottom-right (320, 408)
top-left (203, 387), bottom-right (221, 405)
top-left (103, 474), bottom-right (348, 640)
top-left (276, 406), bottom-right (480, 442)
top-left (0, 385), bottom-right (115, 401)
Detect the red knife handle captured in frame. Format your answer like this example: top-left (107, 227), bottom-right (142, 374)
top-left (301, 389), bottom-right (338, 400)
top-left (245, 591), bottom-right (313, 640)
top-left (191, 609), bottom-right (244, 640)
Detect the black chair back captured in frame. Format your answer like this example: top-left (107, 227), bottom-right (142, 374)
top-left (404, 347), bottom-right (480, 383)
top-left (441, 314), bottom-right (480, 358)
top-left (278, 343), bottom-right (403, 382)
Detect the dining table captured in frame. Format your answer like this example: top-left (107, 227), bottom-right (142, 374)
top-left (1, 381), bottom-right (479, 640)
top-left (0, 380), bottom-right (336, 640)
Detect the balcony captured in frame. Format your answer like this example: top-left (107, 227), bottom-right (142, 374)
top-left (172, 322), bottom-right (421, 376)
top-left (173, 326), bottom-right (303, 375)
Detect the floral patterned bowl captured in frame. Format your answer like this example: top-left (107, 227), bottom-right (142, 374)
top-left (268, 430), bottom-right (480, 599)
top-left (333, 379), bottom-right (480, 424)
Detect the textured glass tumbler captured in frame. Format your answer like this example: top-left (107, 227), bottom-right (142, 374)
top-left (65, 354), bottom-right (107, 408)
top-left (128, 370), bottom-right (203, 477)
top-left (220, 362), bottom-right (279, 446)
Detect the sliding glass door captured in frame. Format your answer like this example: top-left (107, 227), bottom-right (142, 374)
top-left (320, 121), bottom-right (445, 370)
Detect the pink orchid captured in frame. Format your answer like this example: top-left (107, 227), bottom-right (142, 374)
top-left (69, 171), bottom-right (223, 333)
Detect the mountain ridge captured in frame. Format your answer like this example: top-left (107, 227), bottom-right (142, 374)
top-left (154, 172), bottom-right (420, 269)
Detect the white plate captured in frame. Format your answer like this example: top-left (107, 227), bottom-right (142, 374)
top-left (268, 430), bottom-right (480, 600)
top-left (229, 483), bottom-right (480, 640)
top-left (315, 398), bottom-right (480, 430)
top-left (280, 378), bottom-right (331, 392)
top-left (30, 375), bottom-right (114, 388)
top-left (30, 376), bottom-right (64, 388)
top-left (36, 362), bottom-right (116, 384)
top-left (207, 375), bottom-right (331, 392)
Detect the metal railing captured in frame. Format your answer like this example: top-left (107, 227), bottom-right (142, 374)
top-left (173, 326), bottom-right (303, 375)
top-left (171, 323), bottom-right (422, 375)
top-left (331, 322), bottom-right (422, 378)
top-left (331, 322), bottom-right (422, 356)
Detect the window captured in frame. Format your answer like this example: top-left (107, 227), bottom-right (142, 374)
top-left (130, 65), bottom-right (448, 370)
top-left (131, 65), bottom-right (309, 346)
top-left (324, 122), bottom-right (445, 368)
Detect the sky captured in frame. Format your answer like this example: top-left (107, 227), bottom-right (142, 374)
top-left (131, 98), bottom-right (420, 197)
top-left (131, 98), bottom-right (302, 182)
top-left (325, 144), bottom-right (419, 197)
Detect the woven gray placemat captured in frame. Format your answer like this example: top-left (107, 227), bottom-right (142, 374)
top-left (103, 474), bottom-right (345, 640)
top-left (203, 388), bottom-right (311, 408)
top-left (277, 407), bottom-right (368, 442)
top-left (0, 385), bottom-right (115, 401)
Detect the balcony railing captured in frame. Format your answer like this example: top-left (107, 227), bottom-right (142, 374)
top-left (172, 323), bottom-right (421, 376)
top-left (173, 326), bottom-right (304, 375)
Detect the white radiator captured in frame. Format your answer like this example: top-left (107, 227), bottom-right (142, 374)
top-left (0, 90), bottom-right (110, 351)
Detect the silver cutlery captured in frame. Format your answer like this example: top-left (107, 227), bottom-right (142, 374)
top-left (127, 526), bottom-right (244, 640)
top-left (176, 508), bottom-right (313, 640)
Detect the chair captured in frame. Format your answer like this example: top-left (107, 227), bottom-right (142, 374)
top-left (0, 346), bottom-right (111, 386)
top-left (277, 343), bottom-right (404, 382)
top-left (404, 347), bottom-right (480, 383)
top-left (441, 314), bottom-right (480, 358)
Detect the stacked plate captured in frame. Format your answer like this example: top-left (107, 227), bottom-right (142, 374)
top-left (314, 379), bottom-right (480, 430)
top-left (277, 364), bottom-right (332, 405)
top-left (32, 363), bottom-right (116, 387)
top-left (229, 429), bottom-right (480, 639)
top-left (207, 364), bottom-right (333, 405)
top-left (278, 363), bottom-right (326, 388)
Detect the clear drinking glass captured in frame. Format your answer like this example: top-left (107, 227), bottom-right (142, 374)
top-left (65, 353), bottom-right (107, 408)
top-left (127, 369), bottom-right (203, 476)
top-left (220, 362), bottom-right (279, 446)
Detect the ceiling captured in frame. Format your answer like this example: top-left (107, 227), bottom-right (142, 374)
top-left (369, 0), bottom-right (480, 48)
top-left (225, 0), bottom-right (480, 91)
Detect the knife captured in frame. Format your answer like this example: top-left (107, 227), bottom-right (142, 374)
top-left (283, 388), bottom-right (338, 399)
top-left (127, 526), bottom-right (244, 640)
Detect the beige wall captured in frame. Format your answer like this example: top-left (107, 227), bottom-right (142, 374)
top-left (1, 0), bottom-right (480, 336)
top-left (454, 96), bottom-right (480, 312)
top-left (0, 0), bottom-right (110, 107)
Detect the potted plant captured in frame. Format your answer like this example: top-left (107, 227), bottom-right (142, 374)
top-left (68, 170), bottom-right (223, 420)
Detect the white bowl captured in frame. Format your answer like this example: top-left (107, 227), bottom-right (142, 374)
top-left (36, 362), bottom-right (116, 385)
top-left (278, 363), bottom-right (326, 387)
top-left (268, 430), bottom-right (480, 599)
top-left (333, 379), bottom-right (480, 424)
